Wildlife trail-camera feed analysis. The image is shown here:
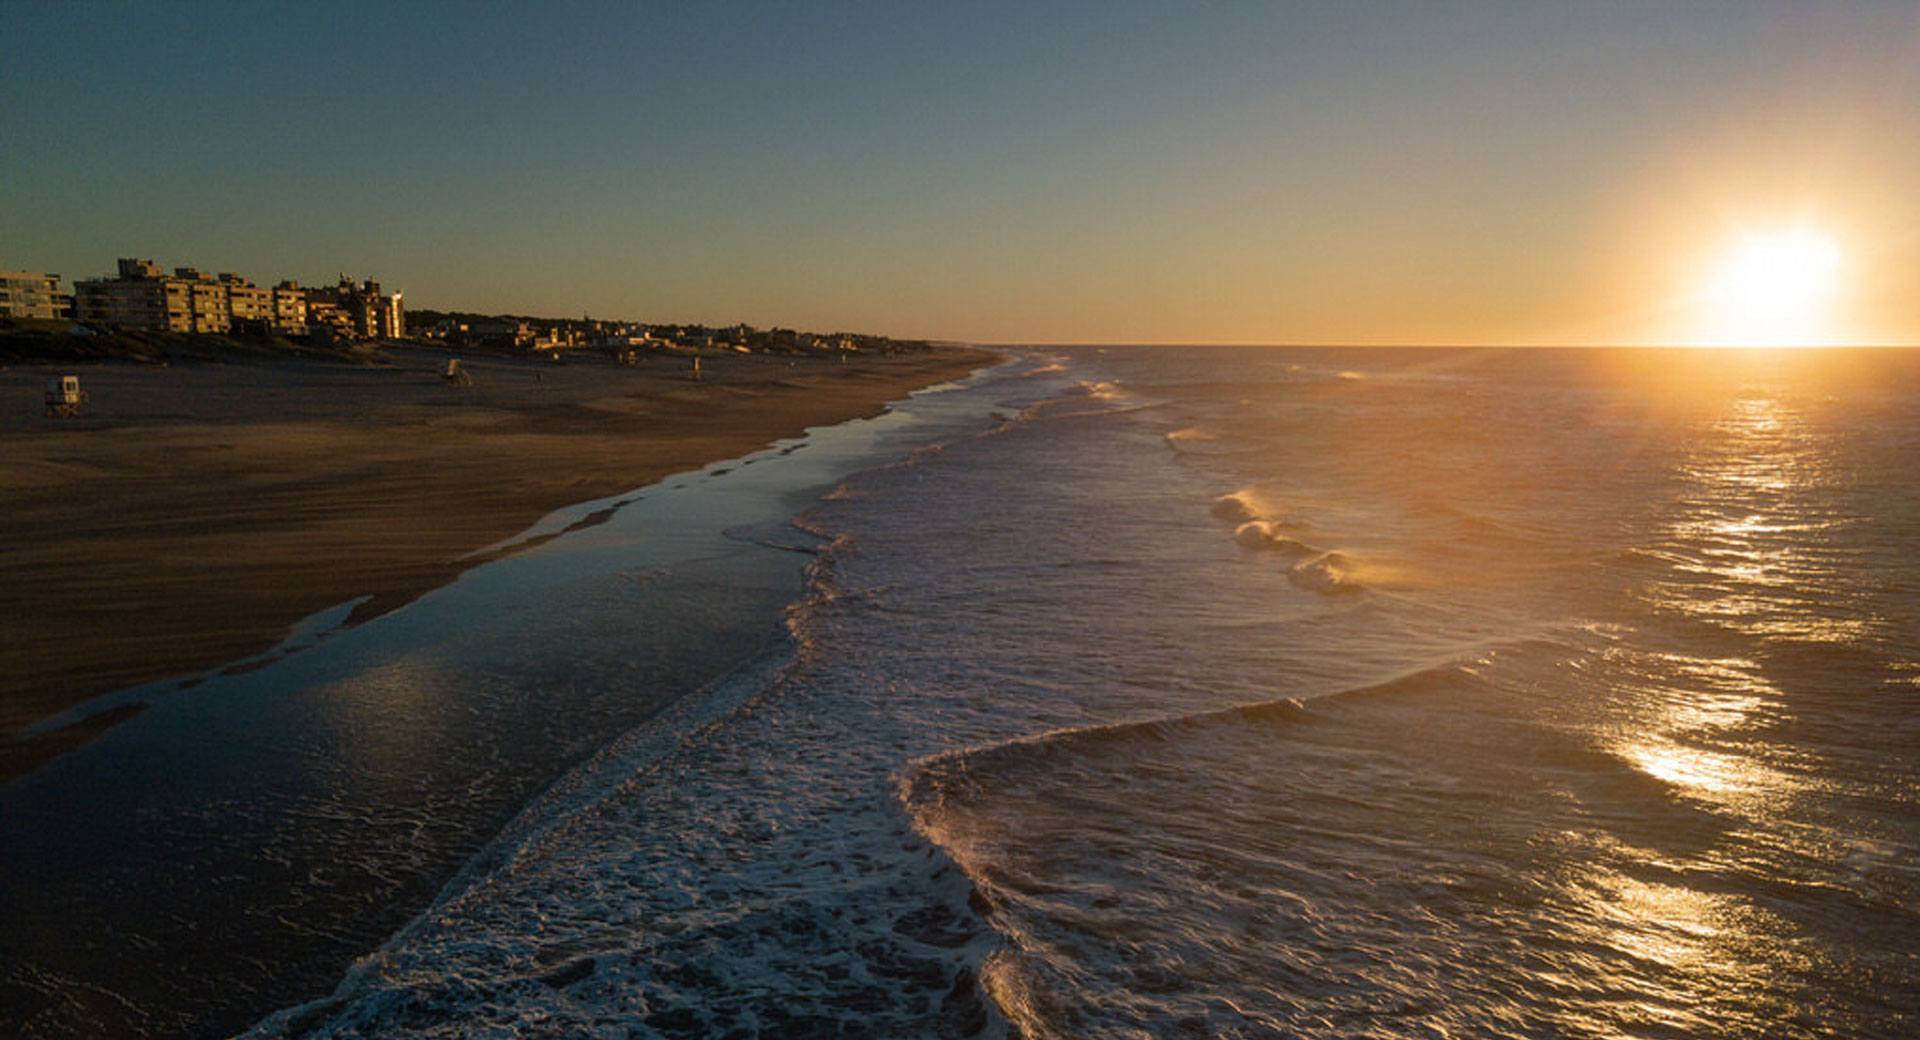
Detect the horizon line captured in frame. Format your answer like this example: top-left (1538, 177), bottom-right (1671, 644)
top-left (962, 341), bottom-right (1920, 350)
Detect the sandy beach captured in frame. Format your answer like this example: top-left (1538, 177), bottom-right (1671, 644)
top-left (0, 344), bottom-right (993, 778)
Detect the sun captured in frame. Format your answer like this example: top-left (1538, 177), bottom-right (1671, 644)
top-left (1695, 229), bottom-right (1843, 347)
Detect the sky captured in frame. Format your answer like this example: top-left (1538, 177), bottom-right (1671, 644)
top-left (4, 1), bottom-right (1920, 345)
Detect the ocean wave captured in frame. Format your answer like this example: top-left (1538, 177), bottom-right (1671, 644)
top-left (1233, 519), bottom-right (1316, 554)
top-left (1072, 379), bottom-right (1131, 402)
top-left (903, 698), bottom-right (1312, 793)
top-left (1288, 550), bottom-right (1364, 594)
top-left (1165, 426), bottom-right (1218, 445)
top-left (898, 654), bottom-right (1514, 849)
top-left (983, 374), bottom-right (1160, 433)
top-left (225, 352), bottom-right (1112, 1040)
top-left (1406, 491), bottom-right (1538, 545)
top-left (1214, 489), bottom-right (1352, 580)
top-left (242, 544), bottom-right (1013, 1039)
top-left (1209, 486), bottom-right (1286, 525)
top-left (896, 695), bottom-right (1319, 908)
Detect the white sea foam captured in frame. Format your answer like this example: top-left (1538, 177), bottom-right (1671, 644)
top-left (1074, 379), bottom-right (1131, 401)
top-left (1209, 490), bottom-right (1262, 524)
top-left (1288, 550), bottom-right (1362, 593)
top-left (235, 344), bottom-right (1920, 1040)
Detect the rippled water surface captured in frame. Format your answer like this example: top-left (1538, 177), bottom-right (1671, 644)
top-left (23, 347), bottom-right (1916, 1039)
top-left (228, 346), bottom-right (1918, 1039)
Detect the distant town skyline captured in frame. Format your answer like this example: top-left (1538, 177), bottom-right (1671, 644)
top-left (6, 1), bottom-right (1920, 345)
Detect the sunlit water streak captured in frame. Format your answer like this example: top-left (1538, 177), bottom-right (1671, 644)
top-left (217, 346), bottom-right (1920, 1039)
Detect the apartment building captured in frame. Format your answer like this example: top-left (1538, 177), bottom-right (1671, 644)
top-left (306, 276), bottom-right (404, 340)
top-left (72, 259), bottom-right (395, 339)
top-left (173, 268), bottom-right (231, 334)
top-left (73, 259), bottom-right (229, 332)
top-left (74, 259), bottom-right (188, 330)
top-left (271, 281), bottom-right (307, 335)
top-left (221, 274), bottom-right (273, 331)
top-left (0, 270), bottom-right (73, 319)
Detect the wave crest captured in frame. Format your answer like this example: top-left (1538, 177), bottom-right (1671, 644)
top-left (1288, 551), bottom-right (1364, 594)
top-left (1072, 379), bottom-right (1131, 402)
top-left (1233, 520), bottom-right (1316, 554)
top-left (1210, 487), bottom-right (1286, 524)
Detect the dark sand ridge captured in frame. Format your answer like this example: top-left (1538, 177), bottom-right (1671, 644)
top-left (0, 345), bottom-right (995, 778)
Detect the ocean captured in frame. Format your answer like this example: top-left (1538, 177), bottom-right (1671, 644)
top-left (8, 346), bottom-right (1919, 1038)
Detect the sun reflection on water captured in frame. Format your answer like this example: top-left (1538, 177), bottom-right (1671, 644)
top-left (1599, 873), bottom-right (1731, 972)
top-left (1639, 390), bottom-right (1865, 647)
top-left (1626, 740), bottom-right (1754, 796)
top-left (1608, 387), bottom-right (1829, 907)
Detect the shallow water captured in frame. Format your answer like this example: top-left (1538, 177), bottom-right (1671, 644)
top-left (235, 346), bottom-right (1918, 1038)
top-left (0, 371), bottom-right (1001, 1038)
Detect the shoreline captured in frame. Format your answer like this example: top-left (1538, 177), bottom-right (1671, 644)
top-left (0, 344), bottom-right (996, 780)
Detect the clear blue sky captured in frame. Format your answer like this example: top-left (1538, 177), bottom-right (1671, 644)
top-left (5, 2), bottom-right (1918, 343)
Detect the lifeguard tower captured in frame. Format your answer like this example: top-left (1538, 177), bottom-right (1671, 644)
top-left (44, 375), bottom-right (86, 418)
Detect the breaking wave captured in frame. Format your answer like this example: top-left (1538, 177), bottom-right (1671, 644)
top-left (1073, 379), bottom-right (1131, 402)
top-left (901, 696), bottom-right (1316, 812)
top-left (228, 343), bottom-right (1920, 1040)
top-left (1209, 486), bottom-right (1286, 524)
top-left (1233, 519), bottom-right (1315, 554)
top-left (1210, 487), bottom-right (1361, 590)
top-left (1287, 550), bottom-right (1363, 594)
top-left (892, 659), bottom-right (1514, 1034)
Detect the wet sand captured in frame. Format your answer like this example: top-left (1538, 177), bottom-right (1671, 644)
top-left (0, 345), bottom-right (994, 777)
